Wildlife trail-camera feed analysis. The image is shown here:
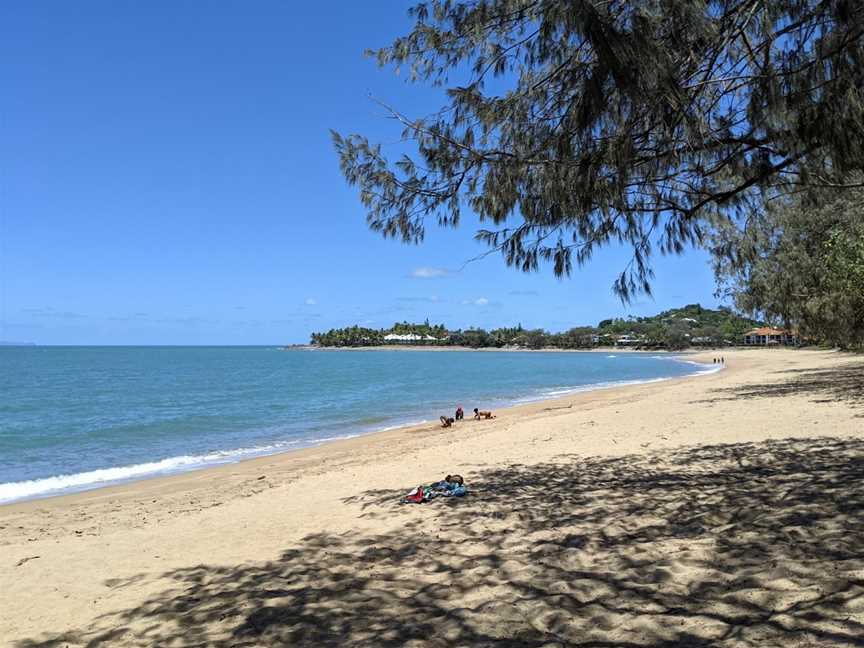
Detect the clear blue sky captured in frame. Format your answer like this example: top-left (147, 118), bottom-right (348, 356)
top-left (0, 1), bottom-right (721, 345)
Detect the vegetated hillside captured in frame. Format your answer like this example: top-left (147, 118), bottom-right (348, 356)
top-left (309, 305), bottom-right (763, 349)
top-left (596, 304), bottom-right (764, 350)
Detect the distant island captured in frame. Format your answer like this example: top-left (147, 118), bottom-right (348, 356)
top-left (309, 304), bottom-right (775, 350)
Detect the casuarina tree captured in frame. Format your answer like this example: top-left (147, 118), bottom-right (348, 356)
top-left (711, 186), bottom-right (864, 349)
top-left (334, 0), bottom-right (864, 299)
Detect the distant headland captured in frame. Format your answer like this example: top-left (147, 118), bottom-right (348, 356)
top-left (307, 304), bottom-right (786, 351)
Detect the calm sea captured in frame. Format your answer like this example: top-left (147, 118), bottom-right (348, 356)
top-left (0, 347), bottom-right (716, 503)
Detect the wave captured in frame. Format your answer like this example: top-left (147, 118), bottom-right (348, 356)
top-left (0, 431), bottom-right (364, 504)
top-left (674, 358), bottom-right (724, 375)
top-left (512, 358), bottom-right (718, 404)
top-left (376, 420), bottom-right (430, 432)
top-left (509, 375), bottom-right (672, 405)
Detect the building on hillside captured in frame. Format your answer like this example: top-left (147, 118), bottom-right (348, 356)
top-left (690, 336), bottom-right (716, 345)
top-left (615, 334), bottom-right (642, 346)
top-left (742, 327), bottom-right (799, 346)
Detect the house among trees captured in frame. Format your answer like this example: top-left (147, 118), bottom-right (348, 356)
top-left (742, 328), bottom-right (799, 346)
top-left (383, 333), bottom-right (440, 344)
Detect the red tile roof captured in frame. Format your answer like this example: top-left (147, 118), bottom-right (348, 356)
top-left (745, 327), bottom-right (791, 336)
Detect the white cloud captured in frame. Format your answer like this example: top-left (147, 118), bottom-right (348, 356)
top-left (461, 297), bottom-right (490, 306)
top-left (396, 295), bottom-right (442, 303)
top-left (22, 307), bottom-right (86, 319)
top-left (304, 297), bottom-right (318, 306)
top-left (410, 267), bottom-right (448, 279)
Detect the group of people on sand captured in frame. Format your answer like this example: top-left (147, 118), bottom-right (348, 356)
top-left (440, 405), bottom-right (495, 427)
top-left (712, 357), bottom-right (725, 364)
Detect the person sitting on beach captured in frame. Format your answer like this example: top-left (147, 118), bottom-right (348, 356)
top-left (433, 474), bottom-right (464, 492)
top-left (401, 474), bottom-right (467, 503)
top-left (455, 406), bottom-right (464, 420)
top-left (440, 416), bottom-right (455, 428)
top-left (473, 408), bottom-right (495, 420)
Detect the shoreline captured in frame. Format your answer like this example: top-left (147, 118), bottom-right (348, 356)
top-left (3, 347), bottom-right (863, 645)
top-left (0, 353), bottom-right (719, 507)
top-left (299, 344), bottom-right (724, 352)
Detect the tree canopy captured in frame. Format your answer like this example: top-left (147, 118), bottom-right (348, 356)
top-left (309, 305), bottom-right (761, 349)
top-left (334, 0), bottom-right (864, 299)
top-left (712, 187), bottom-right (864, 349)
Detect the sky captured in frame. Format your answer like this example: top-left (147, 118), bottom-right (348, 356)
top-left (0, 1), bottom-right (722, 345)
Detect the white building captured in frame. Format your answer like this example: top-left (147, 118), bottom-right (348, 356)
top-left (383, 333), bottom-right (443, 344)
top-left (383, 333), bottom-right (423, 343)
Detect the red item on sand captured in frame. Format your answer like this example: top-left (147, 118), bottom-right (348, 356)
top-left (403, 486), bottom-right (425, 503)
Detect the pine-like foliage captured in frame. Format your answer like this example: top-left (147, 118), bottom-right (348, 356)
top-left (334, 0), bottom-right (864, 299)
top-left (712, 187), bottom-right (864, 348)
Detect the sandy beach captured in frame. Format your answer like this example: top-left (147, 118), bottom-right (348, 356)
top-left (2, 347), bottom-right (863, 647)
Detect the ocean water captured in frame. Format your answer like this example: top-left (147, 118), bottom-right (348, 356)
top-left (0, 347), bottom-right (716, 503)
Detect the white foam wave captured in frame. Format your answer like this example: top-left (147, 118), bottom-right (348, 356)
top-left (376, 420), bottom-right (429, 432)
top-left (0, 428), bottom-right (391, 504)
top-left (675, 359), bottom-right (724, 375)
top-left (0, 444), bottom-right (293, 503)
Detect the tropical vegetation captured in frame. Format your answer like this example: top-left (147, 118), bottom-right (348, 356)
top-left (310, 305), bottom-right (762, 349)
top-left (712, 187), bottom-right (864, 349)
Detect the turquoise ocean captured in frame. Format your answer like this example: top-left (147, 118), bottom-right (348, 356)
top-left (0, 347), bottom-right (717, 503)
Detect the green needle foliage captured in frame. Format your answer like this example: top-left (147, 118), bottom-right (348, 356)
top-left (334, 0), bottom-right (864, 300)
top-left (712, 187), bottom-right (864, 349)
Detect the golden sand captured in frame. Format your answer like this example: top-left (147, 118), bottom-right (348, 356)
top-left (2, 348), bottom-right (862, 647)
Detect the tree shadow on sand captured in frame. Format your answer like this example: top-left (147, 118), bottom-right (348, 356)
top-left (693, 362), bottom-right (864, 412)
top-left (17, 437), bottom-right (864, 647)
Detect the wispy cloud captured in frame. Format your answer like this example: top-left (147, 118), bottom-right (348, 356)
top-left (304, 297), bottom-right (318, 306)
top-left (461, 297), bottom-right (490, 306)
top-left (107, 312), bottom-right (150, 322)
top-left (156, 316), bottom-right (210, 326)
top-left (396, 295), bottom-right (443, 303)
top-left (22, 307), bottom-right (86, 319)
top-left (410, 267), bottom-right (449, 279)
